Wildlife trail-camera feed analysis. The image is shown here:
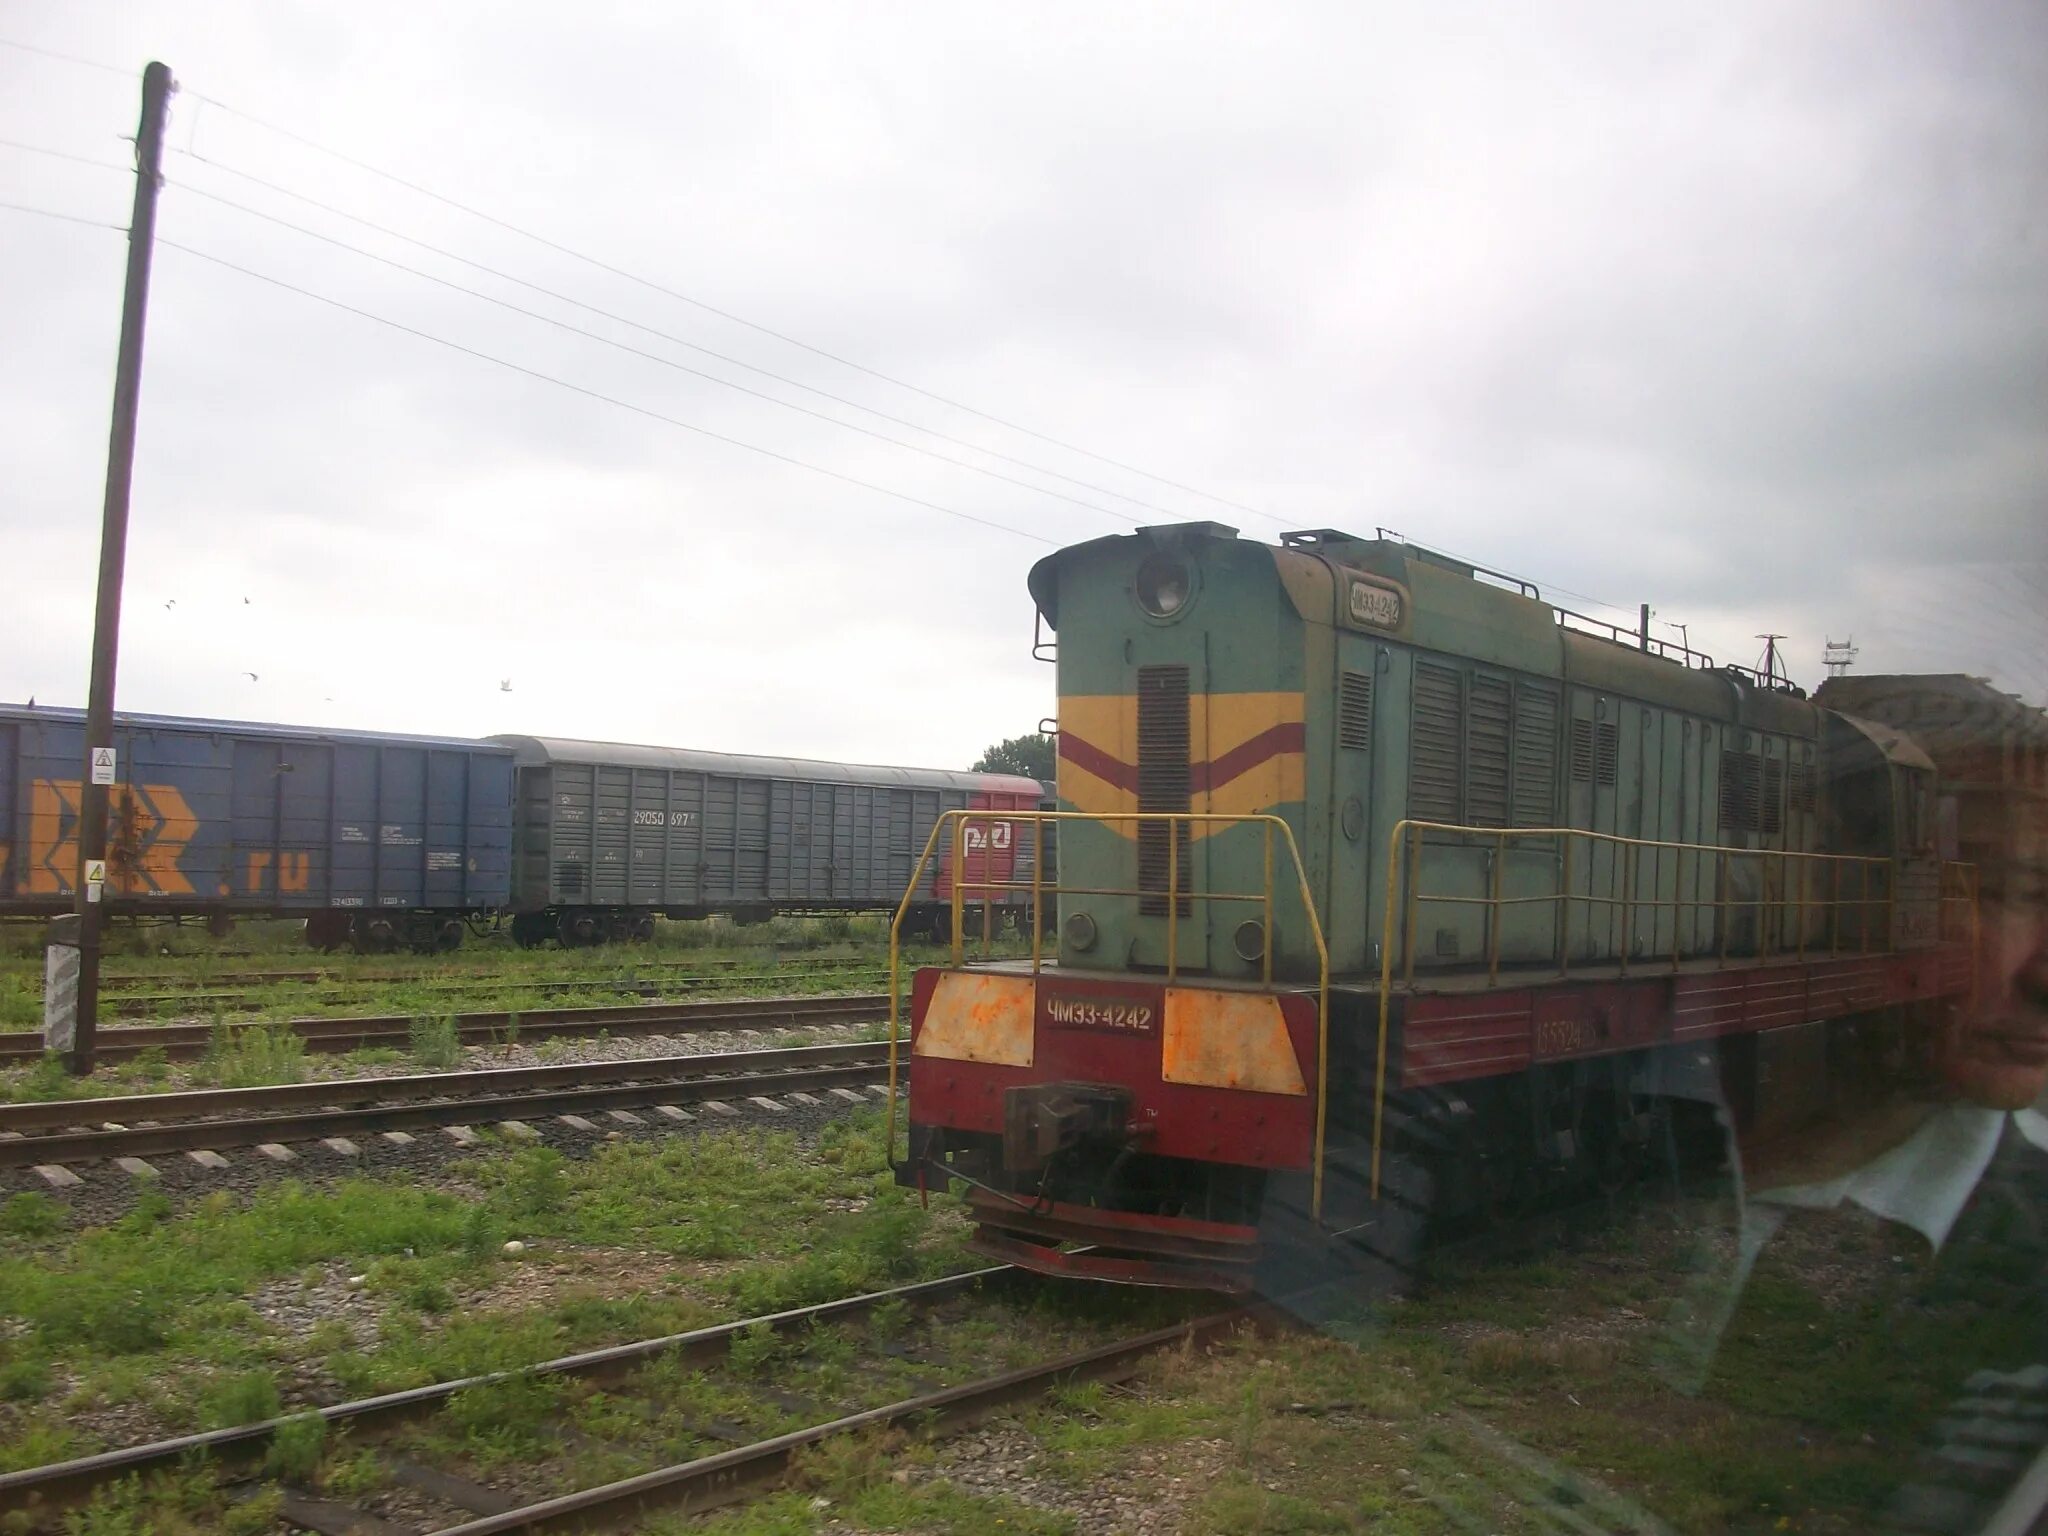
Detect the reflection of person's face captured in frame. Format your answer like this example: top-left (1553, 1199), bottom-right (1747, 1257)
top-left (1949, 862), bottom-right (2048, 1110)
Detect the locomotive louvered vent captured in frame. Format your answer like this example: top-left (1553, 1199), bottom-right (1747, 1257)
top-left (1512, 683), bottom-right (1560, 826)
top-left (1760, 757), bottom-right (1785, 838)
top-left (1338, 670), bottom-right (1373, 751)
top-left (1409, 662), bottom-right (1463, 822)
top-left (1719, 750), bottom-right (1762, 835)
top-left (1787, 760), bottom-right (1817, 816)
top-left (1466, 674), bottom-right (1512, 828)
top-left (1594, 721), bottom-right (1618, 786)
top-left (1136, 665), bottom-right (1191, 917)
top-left (1569, 718), bottom-right (1595, 783)
top-left (1568, 718), bottom-right (1619, 787)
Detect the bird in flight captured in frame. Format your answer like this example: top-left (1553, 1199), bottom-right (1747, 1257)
top-left (243, 671), bottom-right (259, 682)
top-left (163, 599), bottom-right (175, 610)
top-left (500, 679), bottom-right (513, 693)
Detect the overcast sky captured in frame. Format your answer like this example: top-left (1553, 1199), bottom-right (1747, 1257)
top-left (3, 1), bottom-right (2044, 768)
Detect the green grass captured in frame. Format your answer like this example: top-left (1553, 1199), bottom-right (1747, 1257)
top-left (408, 1012), bottom-right (462, 1070)
top-left (197, 1017), bottom-right (306, 1087)
top-left (0, 1109), bottom-right (968, 1461)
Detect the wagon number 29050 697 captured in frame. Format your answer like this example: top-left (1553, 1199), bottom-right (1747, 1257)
top-left (631, 811), bottom-right (698, 827)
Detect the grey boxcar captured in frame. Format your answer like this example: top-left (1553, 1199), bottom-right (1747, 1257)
top-left (490, 735), bottom-right (1044, 945)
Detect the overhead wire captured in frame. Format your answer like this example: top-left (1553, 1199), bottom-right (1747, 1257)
top-left (0, 199), bottom-right (124, 233)
top-left (0, 135), bottom-right (134, 175)
top-left (0, 36), bottom-right (133, 78)
top-left (171, 148), bottom-right (1192, 523)
top-left (156, 237), bottom-right (1059, 547)
top-left (189, 90), bottom-right (1272, 523)
top-left (169, 177), bottom-right (1145, 526)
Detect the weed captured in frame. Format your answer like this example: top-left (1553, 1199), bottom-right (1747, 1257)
top-left (444, 1372), bottom-right (568, 1462)
top-left (408, 1013), bottom-right (461, 1070)
top-left (200, 1368), bottom-right (281, 1428)
top-left (200, 1020), bottom-right (307, 1088)
top-left (1, 1190), bottom-right (66, 1239)
top-left (263, 1412), bottom-right (327, 1482)
top-left (323, 1447), bottom-right (387, 1497)
top-left (728, 1321), bottom-right (781, 1376)
top-left (0, 1349), bottom-right (53, 1402)
top-left (0, 973), bottom-right (39, 1029)
top-left (0, 1417), bottom-right (80, 1473)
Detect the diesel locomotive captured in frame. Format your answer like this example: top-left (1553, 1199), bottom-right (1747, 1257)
top-left (893, 522), bottom-right (1996, 1293)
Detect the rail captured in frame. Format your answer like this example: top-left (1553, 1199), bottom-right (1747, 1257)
top-left (886, 809), bottom-right (1334, 1217)
top-left (1370, 818), bottom-right (1981, 1197)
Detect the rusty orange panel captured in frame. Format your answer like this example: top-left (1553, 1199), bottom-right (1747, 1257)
top-left (912, 971), bottom-right (1036, 1067)
top-left (1161, 988), bottom-right (1306, 1095)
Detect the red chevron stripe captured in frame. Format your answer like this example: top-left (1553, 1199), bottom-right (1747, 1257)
top-left (1058, 731), bottom-right (1138, 793)
top-left (1194, 722), bottom-right (1305, 793)
top-left (1057, 721), bottom-right (1306, 798)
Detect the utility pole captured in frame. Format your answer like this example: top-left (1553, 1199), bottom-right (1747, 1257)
top-left (69, 60), bottom-right (175, 1075)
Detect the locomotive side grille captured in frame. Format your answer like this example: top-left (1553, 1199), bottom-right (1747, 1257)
top-left (1410, 661), bottom-right (1464, 822)
top-left (1569, 718), bottom-right (1595, 783)
top-left (1760, 757), bottom-right (1785, 837)
top-left (1512, 682), bottom-right (1560, 826)
top-left (1720, 750), bottom-right (1762, 834)
top-left (1594, 721), bottom-right (1618, 786)
top-left (1787, 760), bottom-right (1816, 816)
top-left (1136, 665), bottom-right (1191, 917)
top-left (1467, 674), bottom-right (1512, 828)
top-left (1338, 670), bottom-right (1374, 751)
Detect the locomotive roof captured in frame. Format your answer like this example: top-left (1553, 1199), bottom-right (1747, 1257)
top-left (1816, 674), bottom-right (2048, 751)
top-left (0, 701), bottom-right (510, 755)
top-left (1029, 524), bottom-right (1817, 732)
top-left (489, 734), bottom-right (1042, 795)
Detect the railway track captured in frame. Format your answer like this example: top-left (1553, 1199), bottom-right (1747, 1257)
top-left (0, 1039), bottom-right (899, 1174)
top-left (99, 961), bottom-right (894, 1016)
top-left (0, 1266), bottom-right (1245, 1532)
top-left (0, 991), bottom-right (889, 1065)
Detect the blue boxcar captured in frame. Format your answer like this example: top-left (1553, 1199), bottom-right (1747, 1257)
top-left (0, 704), bottom-right (513, 946)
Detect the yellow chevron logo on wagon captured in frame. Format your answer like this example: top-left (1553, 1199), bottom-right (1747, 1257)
top-left (26, 779), bottom-right (198, 897)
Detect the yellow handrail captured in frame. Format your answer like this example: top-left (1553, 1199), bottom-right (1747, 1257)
top-left (887, 809), bottom-right (1333, 1217)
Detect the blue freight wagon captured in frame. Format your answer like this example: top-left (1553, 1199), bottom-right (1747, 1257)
top-left (0, 703), bottom-right (514, 950)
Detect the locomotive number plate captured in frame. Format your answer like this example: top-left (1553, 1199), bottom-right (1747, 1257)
top-left (1042, 995), bottom-right (1157, 1035)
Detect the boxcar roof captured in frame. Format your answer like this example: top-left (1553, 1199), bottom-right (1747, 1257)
top-left (0, 701), bottom-right (511, 754)
top-left (488, 734), bottom-right (1039, 794)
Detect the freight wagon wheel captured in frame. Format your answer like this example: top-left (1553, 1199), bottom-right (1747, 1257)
top-left (434, 919), bottom-right (464, 952)
top-left (630, 916), bottom-right (656, 943)
top-left (351, 918), bottom-right (398, 955)
top-left (510, 913), bottom-right (549, 949)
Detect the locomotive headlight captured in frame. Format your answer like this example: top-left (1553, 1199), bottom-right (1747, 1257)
top-left (1134, 554), bottom-right (1193, 619)
top-left (1064, 910), bottom-right (1099, 951)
